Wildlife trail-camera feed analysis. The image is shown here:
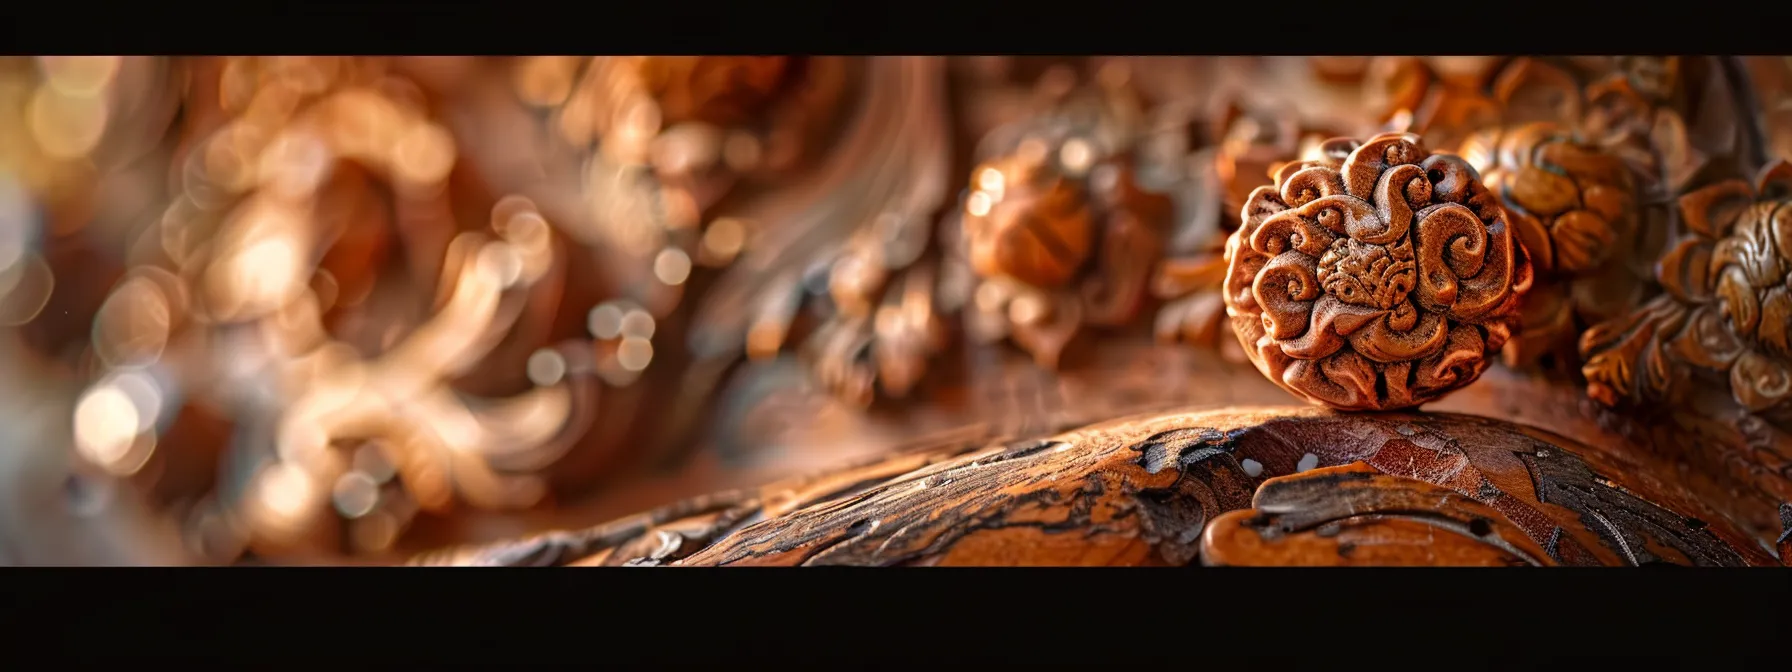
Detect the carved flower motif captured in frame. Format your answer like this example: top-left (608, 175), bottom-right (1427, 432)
top-left (964, 153), bottom-right (1095, 288)
top-left (1152, 103), bottom-right (1339, 361)
top-left (959, 130), bottom-right (1173, 369)
top-left (1222, 133), bottom-right (1533, 411)
top-left (1466, 123), bottom-right (1634, 275)
top-left (1462, 122), bottom-right (1640, 367)
top-left (1581, 161), bottom-right (1792, 414)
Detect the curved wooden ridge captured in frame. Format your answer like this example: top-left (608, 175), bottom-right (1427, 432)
top-left (411, 406), bottom-right (1777, 567)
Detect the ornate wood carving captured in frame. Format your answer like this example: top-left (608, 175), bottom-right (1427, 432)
top-left (1581, 162), bottom-right (1792, 426)
top-left (400, 56), bottom-right (1792, 566)
top-left (1463, 122), bottom-right (1643, 369)
top-left (954, 96), bottom-right (1175, 370)
top-left (686, 57), bottom-right (954, 410)
top-left (1222, 133), bottom-right (1532, 410)
top-left (1151, 86), bottom-right (1355, 361)
top-left (1202, 463), bottom-right (1555, 566)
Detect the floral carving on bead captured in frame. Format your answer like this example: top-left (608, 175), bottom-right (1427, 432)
top-left (1581, 161), bottom-right (1792, 416)
top-left (1222, 133), bottom-right (1533, 411)
top-left (1316, 237), bottom-right (1419, 310)
top-left (1151, 101), bottom-right (1345, 362)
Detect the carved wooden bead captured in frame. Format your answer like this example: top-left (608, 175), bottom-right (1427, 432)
top-left (1222, 132), bottom-right (1533, 411)
top-left (963, 156), bottom-right (1095, 289)
top-left (1462, 123), bottom-right (1635, 276)
top-left (1461, 123), bottom-right (1639, 367)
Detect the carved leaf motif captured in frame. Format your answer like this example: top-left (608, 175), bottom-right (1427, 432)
top-left (1580, 295), bottom-right (1693, 407)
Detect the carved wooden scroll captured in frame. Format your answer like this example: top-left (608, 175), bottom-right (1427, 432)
top-left (1202, 463), bottom-right (1555, 566)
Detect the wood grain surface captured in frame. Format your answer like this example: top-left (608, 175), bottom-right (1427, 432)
top-left (412, 405), bottom-right (1774, 567)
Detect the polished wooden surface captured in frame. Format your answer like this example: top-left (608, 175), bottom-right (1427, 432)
top-left (416, 405), bottom-right (1771, 567)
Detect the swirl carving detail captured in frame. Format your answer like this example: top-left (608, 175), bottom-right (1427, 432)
top-left (1222, 133), bottom-right (1533, 411)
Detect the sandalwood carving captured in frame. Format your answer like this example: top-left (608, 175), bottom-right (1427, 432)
top-left (1581, 161), bottom-right (1792, 419)
top-left (1223, 132), bottom-right (1534, 411)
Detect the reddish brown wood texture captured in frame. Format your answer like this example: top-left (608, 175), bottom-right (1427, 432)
top-left (411, 406), bottom-right (1772, 567)
top-left (1203, 463), bottom-right (1555, 567)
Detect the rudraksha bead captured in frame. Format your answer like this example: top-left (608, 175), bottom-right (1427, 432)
top-left (1222, 132), bottom-right (1533, 411)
